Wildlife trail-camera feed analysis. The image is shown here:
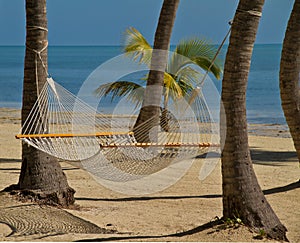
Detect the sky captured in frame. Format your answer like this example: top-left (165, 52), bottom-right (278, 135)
top-left (0, 0), bottom-right (294, 46)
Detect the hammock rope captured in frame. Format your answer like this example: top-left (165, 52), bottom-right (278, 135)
top-left (17, 77), bottom-right (219, 163)
top-left (17, 24), bottom-right (231, 179)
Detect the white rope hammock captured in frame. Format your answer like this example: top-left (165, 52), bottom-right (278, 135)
top-left (17, 23), bottom-right (232, 181)
top-left (16, 76), bottom-right (219, 178)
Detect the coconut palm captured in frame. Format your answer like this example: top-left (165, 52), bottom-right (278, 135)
top-left (133, 0), bottom-right (180, 142)
top-left (14, 0), bottom-right (75, 206)
top-left (96, 27), bottom-right (222, 108)
top-left (220, 0), bottom-right (287, 240)
top-left (280, 0), bottom-right (300, 162)
top-left (95, 27), bottom-right (223, 132)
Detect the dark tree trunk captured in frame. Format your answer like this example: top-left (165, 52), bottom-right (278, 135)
top-left (133, 0), bottom-right (180, 142)
top-left (280, 0), bottom-right (300, 162)
top-left (220, 0), bottom-right (287, 241)
top-left (13, 0), bottom-right (75, 207)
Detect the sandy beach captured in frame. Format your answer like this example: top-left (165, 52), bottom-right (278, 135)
top-left (0, 108), bottom-right (299, 242)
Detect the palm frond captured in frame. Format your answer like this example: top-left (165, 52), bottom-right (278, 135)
top-left (192, 56), bottom-right (222, 80)
top-left (177, 66), bottom-right (201, 90)
top-left (175, 37), bottom-right (215, 61)
top-left (164, 72), bottom-right (183, 101)
top-left (167, 52), bottom-right (192, 76)
top-left (123, 27), bottom-right (153, 65)
top-left (173, 37), bottom-right (223, 80)
top-left (109, 29), bottom-right (225, 111)
top-left (94, 81), bottom-right (144, 108)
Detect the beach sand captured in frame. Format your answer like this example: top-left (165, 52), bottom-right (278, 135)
top-left (0, 108), bottom-right (299, 242)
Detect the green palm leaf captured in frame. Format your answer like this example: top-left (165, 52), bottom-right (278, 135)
top-left (123, 27), bottom-right (152, 65)
top-left (192, 56), bottom-right (222, 80)
top-left (164, 72), bottom-right (183, 100)
top-left (94, 81), bottom-right (145, 109)
top-left (177, 66), bottom-right (201, 91)
top-left (173, 37), bottom-right (223, 80)
top-left (96, 27), bottom-right (225, 112)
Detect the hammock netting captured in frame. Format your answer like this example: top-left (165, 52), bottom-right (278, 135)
top-left (17, 77), bottom-right (220, 182)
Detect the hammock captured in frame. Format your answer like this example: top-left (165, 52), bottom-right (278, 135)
top-left (16, 76), bottom-right (220, 180)
top-left (16, 22), bottom-right (234, 188)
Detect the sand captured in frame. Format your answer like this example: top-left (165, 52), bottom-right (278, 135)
top-left (0, 108), bottom-right (299, 242)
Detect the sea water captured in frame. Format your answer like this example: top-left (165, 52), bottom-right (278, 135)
top-left (0, 44), bottom-right (286, 125)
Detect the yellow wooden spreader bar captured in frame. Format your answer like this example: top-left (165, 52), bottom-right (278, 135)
top-left (15, 133), bottom-right (220, 148)
top-left (100, 142), bottom-right (220, 148)
top-left (15, 131), bottom-right (134, 139)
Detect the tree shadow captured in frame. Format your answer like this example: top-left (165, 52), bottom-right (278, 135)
top-left (195, 151), bottom-right (221, 159)
top-left (263, 180), bottom-right (300, 195)
top-left (76, 180), bottom-right (299, 203)
top-left (0, 158), bottom-right (79, 172)
top-left (0, 158), bottom-right (21, 163)
top-left (62, 167), bottom-right (80, 171)
top-left (195, 150), bottom-right (297, 164)
top-left (75, 194), bottom-right (221, 202)
top-left (75, 180), bottom-right (299, 242)
top-left (250, 149), bottom-right (298, 165)
top-left (0, 168), bottom-right (20, 171)
top-left (76, 220), bottom-right (222, 242)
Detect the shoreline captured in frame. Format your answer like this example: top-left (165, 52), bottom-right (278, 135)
top-left (0, 107), bottom-right (290, 138)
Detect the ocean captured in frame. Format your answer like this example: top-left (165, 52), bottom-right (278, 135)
top-left (0, 44), bottom-right (286, 125)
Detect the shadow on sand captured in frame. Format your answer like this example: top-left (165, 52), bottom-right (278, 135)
top-left (75, 220), bottom-right (222, 242)
top-left (250, 149), bottom-right (297, 164)
top-left (0, 158), bottom-right (21, 163)
top-left (76, 180), bottom-right (299, 203)
top-left (75, 180), bottom-right (299, 242)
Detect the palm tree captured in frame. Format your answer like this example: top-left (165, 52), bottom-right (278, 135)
top-left (12, 0), bottom-right (75, 206)
top-left (280, 0), bottom-right (300, 162)
top-left (132, 0), bottom-right (180, 142)
top-left (95, 27), bottom-right (222, 131)
top-left (220, 0), bottom-right (287, 240)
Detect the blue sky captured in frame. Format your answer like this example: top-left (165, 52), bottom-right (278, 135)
top-left (0, 0), bottom-right (294, 46)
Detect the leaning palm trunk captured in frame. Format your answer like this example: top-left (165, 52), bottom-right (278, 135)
top-left (133, 0), bottom-right (180, 142)
top-left (280, 0), bottom-right (300, 162)
top-left (14, 0), bottom-right (75, 206)
top-left (220, 0), bottom-right (287, 240)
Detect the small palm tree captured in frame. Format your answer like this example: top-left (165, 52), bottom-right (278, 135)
top-left (95, 27), bottom-right (223, 130)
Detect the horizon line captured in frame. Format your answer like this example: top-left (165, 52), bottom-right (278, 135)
top-left (0, 43), bottom-right (283, 47)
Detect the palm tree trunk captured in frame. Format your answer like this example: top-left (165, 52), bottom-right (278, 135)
top-left (220, 0), bottom-right (287, 240)
top-left (133, 0), bottom-right (180, 142)
top-left (15, 0), bottom-right (75, 207)
top-left (280, 0), bottom-right (300, 162)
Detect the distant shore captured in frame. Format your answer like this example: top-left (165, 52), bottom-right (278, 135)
top-left (0, 107), bottom-right (290, 138)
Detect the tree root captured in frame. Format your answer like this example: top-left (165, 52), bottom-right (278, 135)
top-left (3, 184), bottom-right (76, 208)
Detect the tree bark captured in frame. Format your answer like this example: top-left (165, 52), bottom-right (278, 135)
top-left (220, 0), bottom-right (287, 240)
top-left (13, 0), bottom-right (75, 207)
top-left (280, 0), bottom-right (300, 162)
top-left (133, 0), bottom-right (180, 142)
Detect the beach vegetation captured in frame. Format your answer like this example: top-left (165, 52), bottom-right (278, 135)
top-left (253, 229), bottom-right (267, 240)
top-left (222, 217), bottom-right (243, 229)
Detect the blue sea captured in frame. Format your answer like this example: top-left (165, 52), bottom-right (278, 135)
top-left (0, 44), bottom-right (286, 125)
